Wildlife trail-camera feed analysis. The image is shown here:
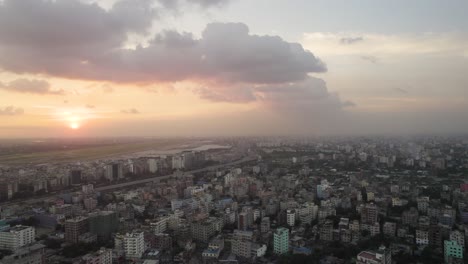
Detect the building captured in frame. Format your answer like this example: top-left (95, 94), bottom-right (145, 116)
top-left (70, 170), bottom-right (82, 185)
top-left (65, 216), bottom-right (89, 243)
top-left (450, 230), bottom-right (465, 251)
top-left (147, 158), bottom-right (159, 173)
top-left (0, 243), bottom-right (45, 264)
top-left (151, 216), bottom-right (169, 234)
top-left (361, 203), bottom-right (378, 224)
top-left (402, 207), bottom-right (419, 227)
top-left (383, 222), bottom-right (396, 237)
top-left (444, 240), bottom-right (463, 263)
top-left (286, 209), bottom-right (295, 226)
top-left (260, 217), bottom-right (270, 233)
top-left (124, 231), bottom-right (145, 259)
top-left (237, 212), bottom-right (248, 231)
top-left (89, 211), bottom-right (119, 241)
top-left (356, 246), bottom-right (391, 264)
top-left (319, 220), bottom-right (333, 241)
top-left (82, 248), bottom-right (113, 264)
top-left (273, 227), bottom-right (289, 255)
top-left (231, 230), bottom-right (253, 258)
top-left (417, 197), bottom-right (430, 214)
top-left (191, 218), bottom-right (222, 242)
top-left (416, 230), bottom-right (429, 246)
top-left (0, 225), bottom-right (35, 250)
top-left (105, 163), bottom-right (123, 182)
top-left (202, 237), bottom-right (224, 261)
top-left (154, 233), bottom-right (172, 251)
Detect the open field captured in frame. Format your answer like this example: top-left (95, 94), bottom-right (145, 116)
top-left (0, 139), bottom-right (195, 165)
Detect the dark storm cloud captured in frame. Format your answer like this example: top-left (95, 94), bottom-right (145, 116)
top-left (0, 79), bottom-right (64, 95)
top-left (340, 37), bottom-right (364, 44)
top-left (0, 106), bottom-right (24, 116)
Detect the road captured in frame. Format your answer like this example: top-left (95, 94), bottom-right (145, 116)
top-left (95, 156), bottom-right (256, 192)
top-left (1, 156), bottom-right (257, 206)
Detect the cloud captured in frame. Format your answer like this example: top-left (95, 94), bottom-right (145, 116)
top-left (0, 106), bottom-right (24, 116)
top-left (394, 87), bottom-right (408, 94)
top-left (0, 0), bottom-right (156, 76)
top-left (0, 0), bottom-right (326, 86)
top-left (303, 32), bottom-right (468, 57)
top-left (102, 84), bottom-right (114, 93)
top-left (158, 0), bottom-right (230, 9)
top-left (0, 78), bottom-right (64, 95)
top-left (0, 0), bottom-right (345, 131)
top-left (360, 55), bottom-right (379, 64)
top-left (86, 104), bottom-right (96, 109)
top-left (121, 108), bottom-right (140, 114)
top-left (196, 76), bottom-right (353, 132)
top-left (340, 36), bottom-right (363, 45)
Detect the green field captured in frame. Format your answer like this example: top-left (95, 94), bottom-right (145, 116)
top-left (0, 139), bottom-right (191, 165)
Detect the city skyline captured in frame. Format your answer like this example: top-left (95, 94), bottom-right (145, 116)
top-left (0, 0), bottom-right (467, 138)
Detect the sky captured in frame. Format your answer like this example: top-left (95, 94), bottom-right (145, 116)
top-left (0, 0), bottom-right (467, 138)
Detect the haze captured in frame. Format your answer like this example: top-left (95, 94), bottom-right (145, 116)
top-left (0, 0), bottom-right (467, 138)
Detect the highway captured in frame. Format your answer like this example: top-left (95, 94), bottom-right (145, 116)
top-left (95, 156), bottom-right (256, 192)
top-left (1, 156), bottom-right (257, 206)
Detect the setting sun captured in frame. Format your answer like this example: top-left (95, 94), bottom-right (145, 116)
top-left (69, 123), bottom-right (80, 130)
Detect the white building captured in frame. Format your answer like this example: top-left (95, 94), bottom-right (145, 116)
top-left (151, 217), bottom-right (169, 234)
top-left (124, 231), bottom-right (145, 259)
top-left (450, 230), bottom-right (465, 250)
top-left (286, 210), bottom-right (296, 226)
top-left (147, 158), bottom-right (159, 173)
top-left (82, 248), bottom-right (113, 264)
top-left (416, 230), bottom-right (429, 245)
top-left (0, 225), bottom-right (35, 251)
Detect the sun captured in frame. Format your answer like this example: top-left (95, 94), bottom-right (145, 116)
top-left (69, 122), bottom-right (80, 130)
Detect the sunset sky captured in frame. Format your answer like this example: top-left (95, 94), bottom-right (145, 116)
top-left (0, 0), bottom-right (467, 137)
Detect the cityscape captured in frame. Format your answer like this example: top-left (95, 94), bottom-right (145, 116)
top-left (1, 0), bottom-right (468, 264)
top-left (0, 136), bottom-right (467, 264)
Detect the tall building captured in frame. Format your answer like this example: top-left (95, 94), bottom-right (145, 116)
top-left (361, 203), bottom-right (378, 224)
top-left (286, 209), bottom-right (296, 226)
top-left (0, 225), bottom-right (35, 250)
top-left (147, 158), bottom-right (158, 173)
top-left (70, 170), bottom-right (82, 185)
top-left (273, 227), bottom-right (289, 255)
top-left (238, 212), bottom-right (248, 231)
top-left (260, 217), bottom-right (270, 233)
top-left (65, 216), bottom-right (89, 243)
top-left (450, 230), bottom-right (465, 251)
top-left (124, 231), bottom-right (145, 259)
top-left (89, 211), bottom-right (119, 241)
top-left (444, 240), bottom-right (463, 263)
top-left (105, 163), bottom-right (123, 182)
top-left (402, 207), bottom-right (419, 227)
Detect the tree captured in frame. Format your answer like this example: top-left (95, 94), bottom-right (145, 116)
top-left (44, 238), bottom-right (61, 249)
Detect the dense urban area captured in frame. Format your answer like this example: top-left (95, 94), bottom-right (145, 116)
top-left (0, 136), bottom-right (468, 264)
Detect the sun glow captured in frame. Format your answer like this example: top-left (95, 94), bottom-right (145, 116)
top-left (69, 122), bottom-right (80, 129)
